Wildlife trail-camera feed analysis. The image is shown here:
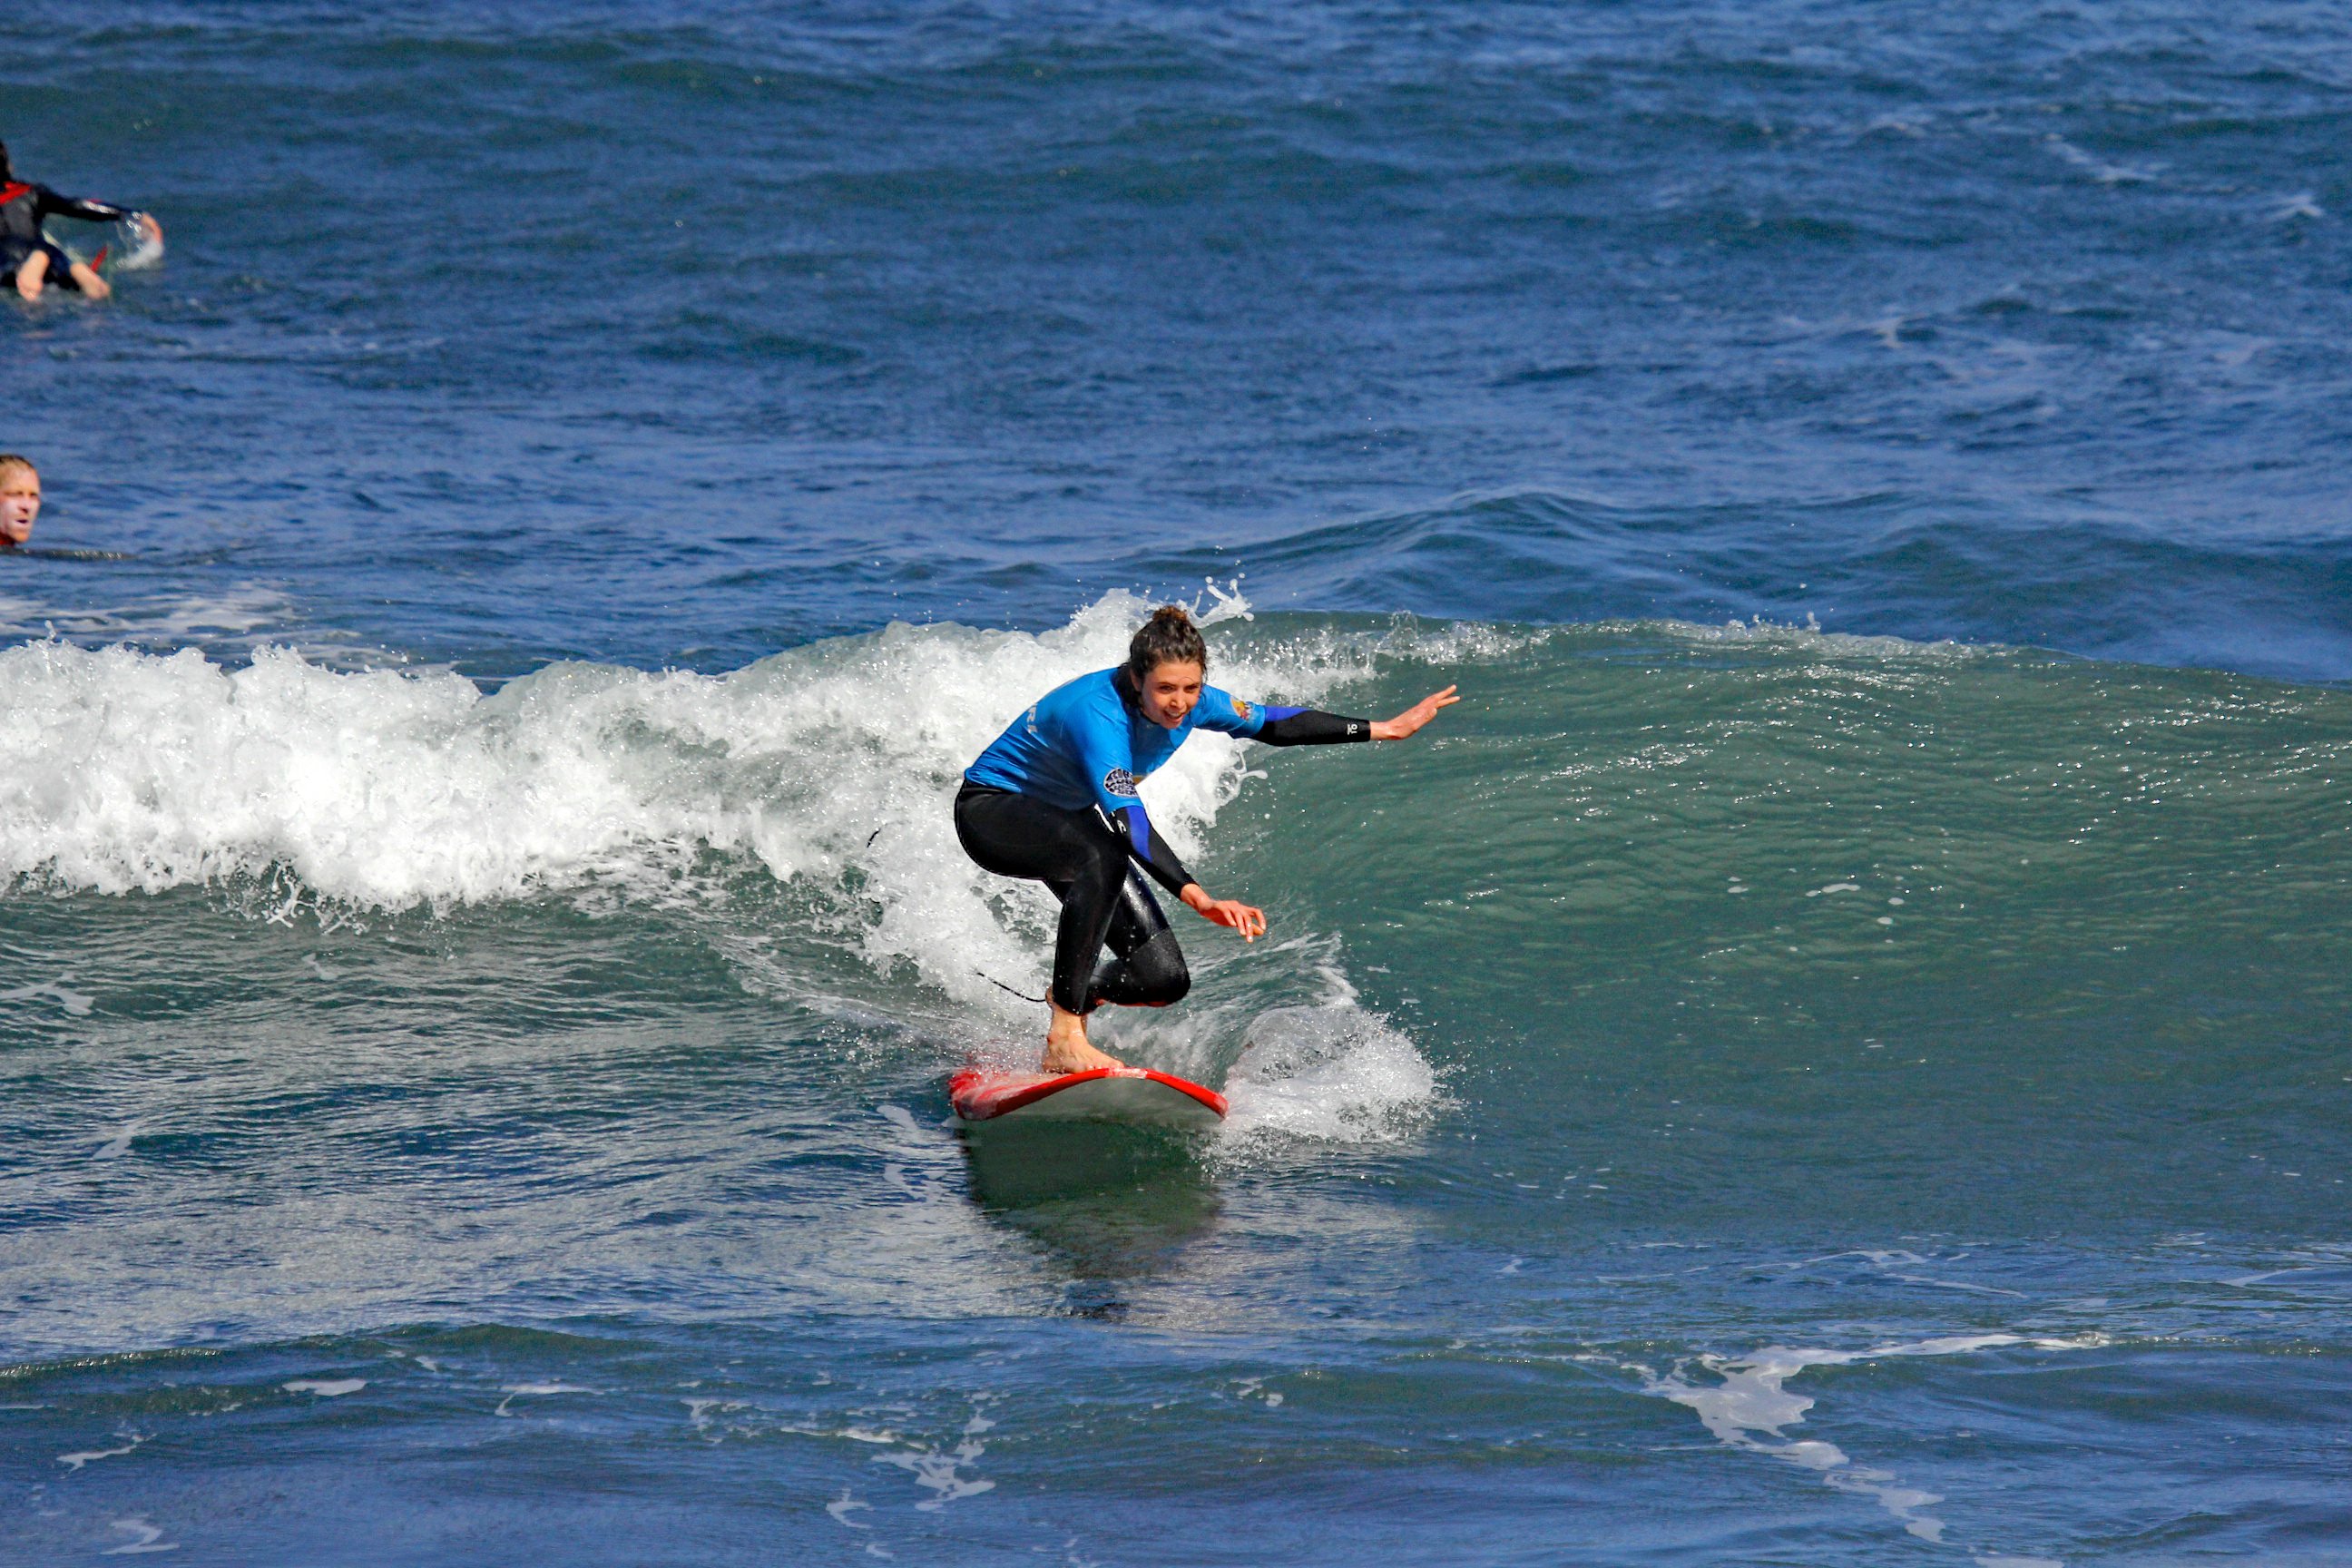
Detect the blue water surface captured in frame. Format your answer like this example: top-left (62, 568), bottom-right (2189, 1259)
top-left (5, 0), bottom-right (2350, 677)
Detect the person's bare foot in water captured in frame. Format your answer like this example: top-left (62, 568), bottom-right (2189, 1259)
top-left (1042, 1003), bottom-right (1125, 1074)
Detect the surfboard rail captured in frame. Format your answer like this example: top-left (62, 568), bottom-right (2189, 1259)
top-left (949, 1064), bottom-right (1227, 1125)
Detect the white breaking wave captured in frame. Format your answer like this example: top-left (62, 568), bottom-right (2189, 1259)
top-left (0, 593), bottom-right (1466, 1123)
top-left (1221, 1004), bottom-right (1440, 1145)
top-left (109, 214), bottom-right (167, 271)
top-left (0, 591), bottom-right (1286, 912)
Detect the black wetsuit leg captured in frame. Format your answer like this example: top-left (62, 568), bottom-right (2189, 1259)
top-left (0, 238), bottom-right (78, 289)
top-left (1087, 871), bottom-right (1190, 1009)
top-left (38, 241), bottom-right (77, 289)
top-left (955, 782), bottom-right (1190, 1014)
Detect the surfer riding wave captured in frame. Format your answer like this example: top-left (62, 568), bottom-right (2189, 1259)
top-left (957, 603), bottom-right (1457, 1073)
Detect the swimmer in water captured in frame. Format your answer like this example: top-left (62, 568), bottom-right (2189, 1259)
top-left (0, 455), bottom-right (40, 548)
top-left (0, 141), bottom-right (162, 303)
top-left (957, 604), bottom-right (1459, 1073)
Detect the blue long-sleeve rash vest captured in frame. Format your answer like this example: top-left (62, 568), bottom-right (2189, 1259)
top-left (964, 668), bottom-right (1322, 894)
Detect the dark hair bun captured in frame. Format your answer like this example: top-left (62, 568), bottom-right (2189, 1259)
top-left (1126, 603), bottom-right (1210, 679)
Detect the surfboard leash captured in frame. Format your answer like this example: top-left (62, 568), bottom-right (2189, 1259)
top-left (976, 971), bottom-right (1045, 1004)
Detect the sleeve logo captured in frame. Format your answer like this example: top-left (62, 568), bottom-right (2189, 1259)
top-left (1233, 699), bottom-right (1254, 722)
top-left (1102, 767), bottom-right (1140, 798)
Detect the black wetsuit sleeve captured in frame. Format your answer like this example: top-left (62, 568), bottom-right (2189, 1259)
top-left (1106, 800), bottom-right (1198, 897)
top-left (35, 186), bottom-right (131, 225)
top-left (1252, 708), bottom-right (1374, 746)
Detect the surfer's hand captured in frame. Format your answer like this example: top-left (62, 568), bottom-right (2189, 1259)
top-left (1181, 885), bottom-right (1266, 941)
top-left (1371, 685), bottom-right (1459, 740)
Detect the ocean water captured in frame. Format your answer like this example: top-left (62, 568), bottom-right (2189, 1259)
top-left (4, 3), bottom-right (2349, 1563)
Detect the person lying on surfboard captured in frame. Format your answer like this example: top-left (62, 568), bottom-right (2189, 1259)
top-left (956, 603), bottom-right (1458, 1074)
top-left (0, 141), bottom-right (162, 303)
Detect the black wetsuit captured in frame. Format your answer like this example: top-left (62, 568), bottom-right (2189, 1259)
top-left (956, 667), bottom-right (1372, 1014)
top-left (0, 181), bottom-right (131, 291)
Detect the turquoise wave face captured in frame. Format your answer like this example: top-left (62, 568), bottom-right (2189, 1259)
top-left (1236, 618), bottom-right (2352, 1237)
top-left (5, 611), bottom-right (2347, 1563)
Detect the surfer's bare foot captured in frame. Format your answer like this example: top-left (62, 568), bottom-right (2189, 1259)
top-left (1042, 1004), bottom-right (1125, 1073)
top-left (1043, 1036), bottom-right (1125, 1073)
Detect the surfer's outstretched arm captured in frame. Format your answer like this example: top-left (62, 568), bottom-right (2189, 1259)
top-left (1370, 685), bottom-right (1459, 740)
top-left (1238, 685), bottom-right (1459, 747)
top-left (1172, 687), bottom-right (1455, 937)
top-left (37, 191), bottom-right (134, 226)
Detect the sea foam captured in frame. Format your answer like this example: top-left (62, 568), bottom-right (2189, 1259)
top-left (0, 593), bottom-right (1271, 914)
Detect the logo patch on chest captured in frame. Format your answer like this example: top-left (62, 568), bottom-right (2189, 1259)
top-left (1102, 767), bottom-right (1140, 799)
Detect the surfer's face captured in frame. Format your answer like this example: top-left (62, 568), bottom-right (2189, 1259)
top-left (1138, 659), bottom-right (1204, 729)
top-left (0, 469), bottom-right (38, 546)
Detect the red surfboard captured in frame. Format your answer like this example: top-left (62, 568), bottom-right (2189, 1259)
top-left (949, 1064), bottom-right (1227, 1128)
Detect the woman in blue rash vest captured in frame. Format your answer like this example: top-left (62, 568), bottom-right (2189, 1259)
top-left (0, 141), bottom-right (161, 303)
top-left (958, 605), bottom-right (1459, 1073)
